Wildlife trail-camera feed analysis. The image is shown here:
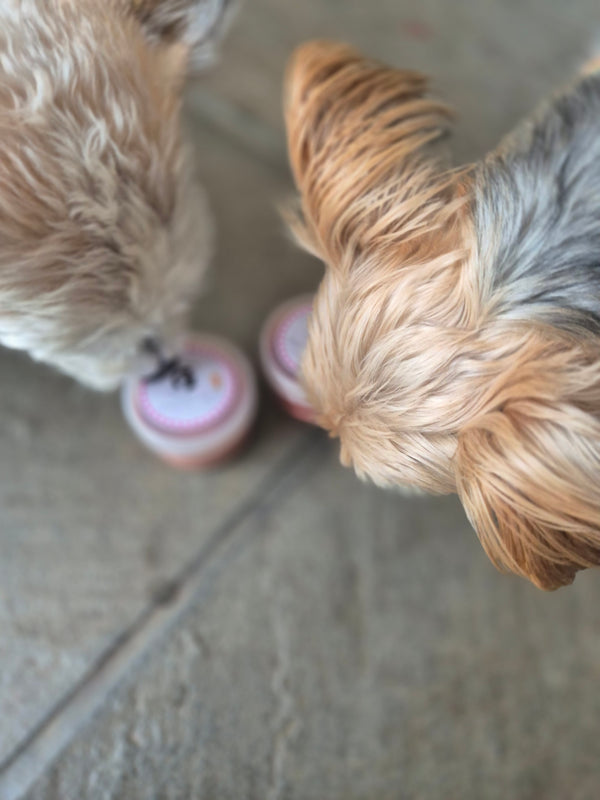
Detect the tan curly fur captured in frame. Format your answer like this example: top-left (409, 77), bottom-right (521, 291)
top-left (0, 0), bottom-right (234, 389)
top-left (285, 40), bottom-right (600, 590)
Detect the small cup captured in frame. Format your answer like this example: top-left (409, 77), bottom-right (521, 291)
top-left (259, 294), bottom-right (314, 423)
top-left (122, 335), bottom-right (258, 469)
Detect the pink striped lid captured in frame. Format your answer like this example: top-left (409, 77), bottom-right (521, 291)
top-left (271, 302), bottom-right (312, 377)
top-left (134, 342), bottom-right (241, 437)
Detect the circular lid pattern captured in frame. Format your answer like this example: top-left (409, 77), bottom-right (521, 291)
top-left (134, 344), bottom-right (239, 436)
top-left (272, 302), bottom-right (311, 377)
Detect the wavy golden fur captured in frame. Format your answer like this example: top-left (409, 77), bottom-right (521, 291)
top-left (285, 41), bottom-right (600, 590)
top-left (0, 0), bottom-right (235, 389)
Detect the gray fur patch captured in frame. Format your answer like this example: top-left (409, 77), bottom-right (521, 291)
top-left (473, 73), bottom-right (600, 334)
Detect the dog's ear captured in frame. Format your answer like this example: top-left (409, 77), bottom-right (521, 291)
top-left (456, 335), bottom-right (600, 590)
top-left (284, 40), bottom-right (462, 266)
top-left (128, 0), bottom-right (236, 70)
top-left (284, 40), bottom-right (453, 189)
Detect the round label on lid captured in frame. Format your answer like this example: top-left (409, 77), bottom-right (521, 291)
top-left (273, 304), bottom-right (311, 377)
top-left (135, 346), bottom-right (239, 435)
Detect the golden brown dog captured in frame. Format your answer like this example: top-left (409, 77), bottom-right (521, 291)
top-left (285, 41), bottom-right (600, 590)
top-left (0, 0), bottom-right (235, 389)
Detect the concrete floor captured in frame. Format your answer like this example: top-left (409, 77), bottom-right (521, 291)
top-left (2, 1), bottom-right (600, 798)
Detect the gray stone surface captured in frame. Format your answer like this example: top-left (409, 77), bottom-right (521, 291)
top-left (25, 447), bottom-right (600, 800)
top-left (204, 0), bottom-right (600, 161)
top-left (3, 0), bottom-right (600, 798)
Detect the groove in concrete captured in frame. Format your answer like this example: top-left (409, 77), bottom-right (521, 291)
top-left (0, 430), bottom-right (325, 800)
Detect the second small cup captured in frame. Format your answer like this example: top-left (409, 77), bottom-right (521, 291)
top-left (259, 294), bottom-right (314, 423)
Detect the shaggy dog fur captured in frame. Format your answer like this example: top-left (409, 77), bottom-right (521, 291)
top-left (285, 40), bottom-right (600, 590)
top-left (0, 0), bottom-right (234, 389)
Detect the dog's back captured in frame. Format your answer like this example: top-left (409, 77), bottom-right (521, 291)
top-left (473, 70), bottom-right (600, 335)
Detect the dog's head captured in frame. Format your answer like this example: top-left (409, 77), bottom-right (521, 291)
top-left (285, 41), bottom-right (600, 589)
top-left (0, 0), bottom-right (235, 389)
